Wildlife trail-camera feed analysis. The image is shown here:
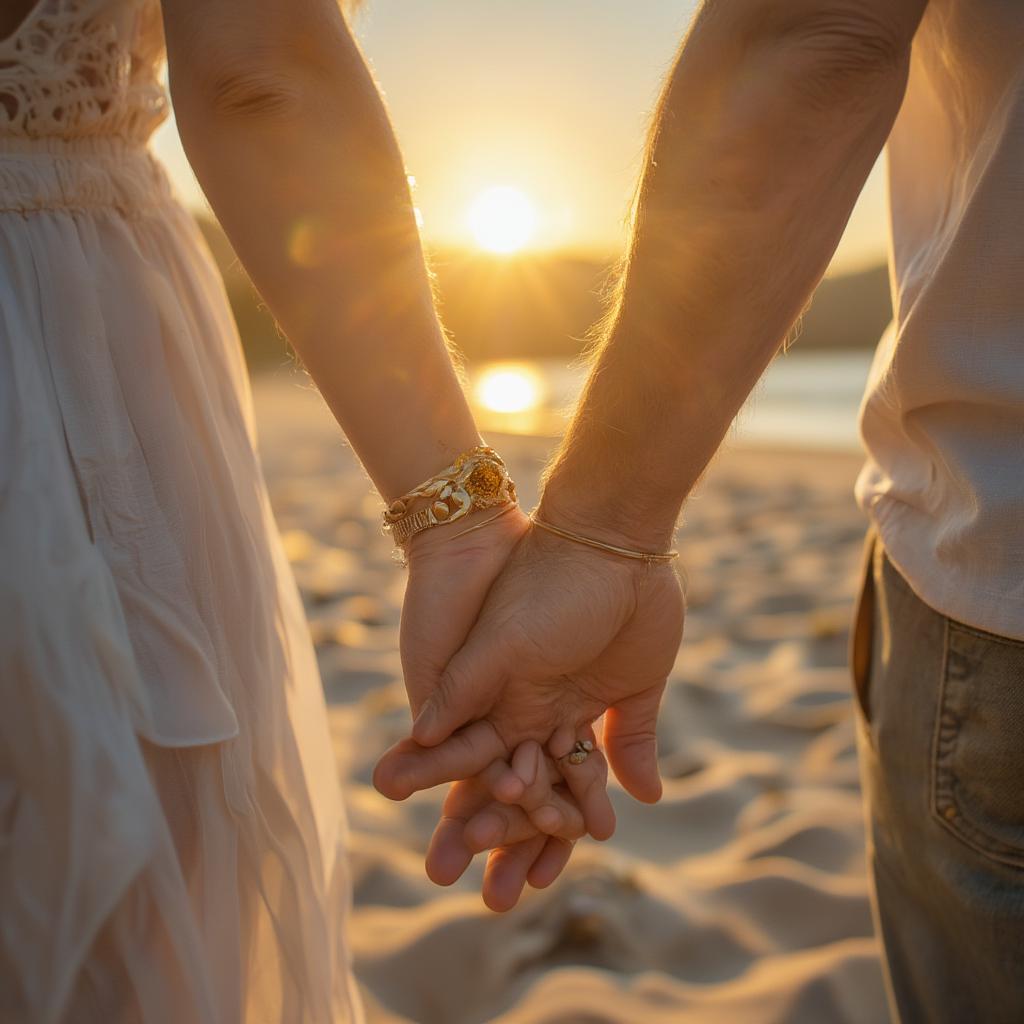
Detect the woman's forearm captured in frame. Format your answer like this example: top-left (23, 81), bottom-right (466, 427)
top-left (539, 0), bottom-right (925, 549)
top-left (162, 0), bottom-right (480, 500)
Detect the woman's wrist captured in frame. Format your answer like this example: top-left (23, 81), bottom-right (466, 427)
top-left (405, 502), bottom-right (529, 562)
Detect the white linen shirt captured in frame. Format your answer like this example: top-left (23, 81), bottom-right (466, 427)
top-left (856, 0), bottom-right (1024, 640)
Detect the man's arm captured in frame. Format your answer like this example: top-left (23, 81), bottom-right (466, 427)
top-left (540, 0), bottom-right (926, 548)
top-left (376, 0), bottom-right (928, 821)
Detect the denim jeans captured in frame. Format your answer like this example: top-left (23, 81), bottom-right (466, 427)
top-left (851, 534), bottom-right (1024, 1023)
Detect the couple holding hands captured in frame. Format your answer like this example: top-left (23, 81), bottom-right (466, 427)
top-left (4, 0), bottom-right (1022, 1021)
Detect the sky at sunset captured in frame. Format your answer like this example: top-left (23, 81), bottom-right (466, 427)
top-left (155, 0), bottom-right (889, 273)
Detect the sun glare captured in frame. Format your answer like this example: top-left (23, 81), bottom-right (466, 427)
top-left (467, 186), bottom-right (538, 254)
top-left (475, 364), bottom-right (544, 414)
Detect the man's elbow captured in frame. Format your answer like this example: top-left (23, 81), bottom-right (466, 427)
top-left (747, 4), bottom-right (924, 112)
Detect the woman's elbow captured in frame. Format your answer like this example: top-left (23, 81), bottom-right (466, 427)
top-left (172, 49), bottom-right (327, 129)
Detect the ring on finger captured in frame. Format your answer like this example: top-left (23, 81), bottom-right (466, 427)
top-left (562, 739), bottom-right (594, 766)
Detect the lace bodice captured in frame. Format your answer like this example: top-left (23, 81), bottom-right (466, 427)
top-left (0, 0), bottom-right (167, 144)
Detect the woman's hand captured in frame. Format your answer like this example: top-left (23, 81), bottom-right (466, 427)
top-left (399, 504), bottom-right (530, 721)
top-left (376, 521), bottom-right (685, 809)
top-left (393, 505), bottom-right (605, 899)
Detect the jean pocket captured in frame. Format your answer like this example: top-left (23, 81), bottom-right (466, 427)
top-left (849, 531), bottom-right (877, 725)
top-left (932, 620), bottom-right (1024, 868)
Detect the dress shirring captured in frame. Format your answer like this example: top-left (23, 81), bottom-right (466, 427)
top-left (0, 139), bottom-right (176, 216)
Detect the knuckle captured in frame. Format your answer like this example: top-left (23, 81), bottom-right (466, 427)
top-left (435, 670), bottom-right (458, 707)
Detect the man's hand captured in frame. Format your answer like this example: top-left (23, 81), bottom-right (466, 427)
top-left (376, 521), bottom-right (685, 805)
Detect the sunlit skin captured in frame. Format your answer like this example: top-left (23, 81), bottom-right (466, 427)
top-left (467, 186), bottom-right (538, 254)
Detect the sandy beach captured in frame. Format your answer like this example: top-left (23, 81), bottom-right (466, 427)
top-left (254, 370), bottom-right (886, 1024)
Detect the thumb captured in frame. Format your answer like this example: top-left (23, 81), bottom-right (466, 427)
top-left (603, 683), bottom-right (666, 803)
top-left (412, 627), bottom-right (508, 746)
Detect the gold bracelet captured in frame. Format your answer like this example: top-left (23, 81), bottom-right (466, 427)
top-left (530, 514), bottom-right (678, 565)
top-left (446, 503), bottom-right (519, 541)
top-left (383, 445), bottom-right (517, 549)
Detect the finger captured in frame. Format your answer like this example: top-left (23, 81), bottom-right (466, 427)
top-left (426, 813), bottom-right (476, 886)
top-left (521, 782), bottom-right (585, 838)
top-left (603, 683), bottom-right (666, 804)
top-left (476, 740), bottom-right (548, 805)
top-left (477, 743), bottom-right (535, 805)
top-left (412, 628), bottom-right (509, 747)
top-left (424, 779), bottom-right (493, 885)
top-left (372, 721), bottom-right (506, 800)
top-left (464, 804), bottom-right (545, 852)
top-left (432, 781), bottom-right (563, 896)
top-left (425, 775), bottom-right (543, 878)
top-left (482, 834), bottom-right (547, 913)
top-left (527, 836), bottom-right (575, 890)
top-left (556, 737), bottom-right (616, 841)
top-left (466, 784), bottom-right (588, 849)
top-left (485, 740), bottom-right (586, 838)
top-left (548, 722), bottom-right (578, 760)
top-left (509, 741), bottom-right (540, 793)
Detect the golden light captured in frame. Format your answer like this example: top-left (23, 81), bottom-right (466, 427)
top-left (467, 186), bottom-right (538, 254)
top-left (475, 363), bottom-right (544, 414)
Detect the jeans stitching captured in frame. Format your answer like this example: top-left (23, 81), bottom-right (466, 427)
top-left (932, 618), bottom-right (1024, 869)
top-left (948, 618), bottom-right (1024, 651)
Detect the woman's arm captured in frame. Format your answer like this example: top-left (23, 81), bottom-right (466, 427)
top-left (160, 0), bottom-right (479, 500)
top-left (160, 0), bottom-right (591, 900)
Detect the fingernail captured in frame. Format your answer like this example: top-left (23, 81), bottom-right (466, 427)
top-left (412, 703), bottom-right (435, 740)
top-left (513, 743), bottom-right (538, 787)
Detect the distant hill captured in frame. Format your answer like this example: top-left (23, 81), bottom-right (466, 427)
top-left (796, 262), bottom-right (892, 352)
top-left (196, 218), bottom-right (891, 368)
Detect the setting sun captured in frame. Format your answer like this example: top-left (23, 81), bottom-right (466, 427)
top-left (475, 363), bottom-right (544, 414)
top-left (467, 186), bottom-right (538, 254)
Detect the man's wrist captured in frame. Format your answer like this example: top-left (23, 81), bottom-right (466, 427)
top-left (536, 468), bottom-right (681, 554)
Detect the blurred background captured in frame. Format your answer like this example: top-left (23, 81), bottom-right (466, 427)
top-left (154, 0), bottom-right (891, 450)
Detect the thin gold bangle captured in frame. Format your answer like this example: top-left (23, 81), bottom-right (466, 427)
top-left (530, 514), bottom-right (678, 565)
top-left (446, 502), bottom-right (519, 541)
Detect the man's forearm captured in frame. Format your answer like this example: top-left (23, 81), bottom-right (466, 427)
top-left (540, 0), bottom-right (926, 549)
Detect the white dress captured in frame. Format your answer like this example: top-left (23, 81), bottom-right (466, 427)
top-left (0, 3), bottom-right (361, 1021)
